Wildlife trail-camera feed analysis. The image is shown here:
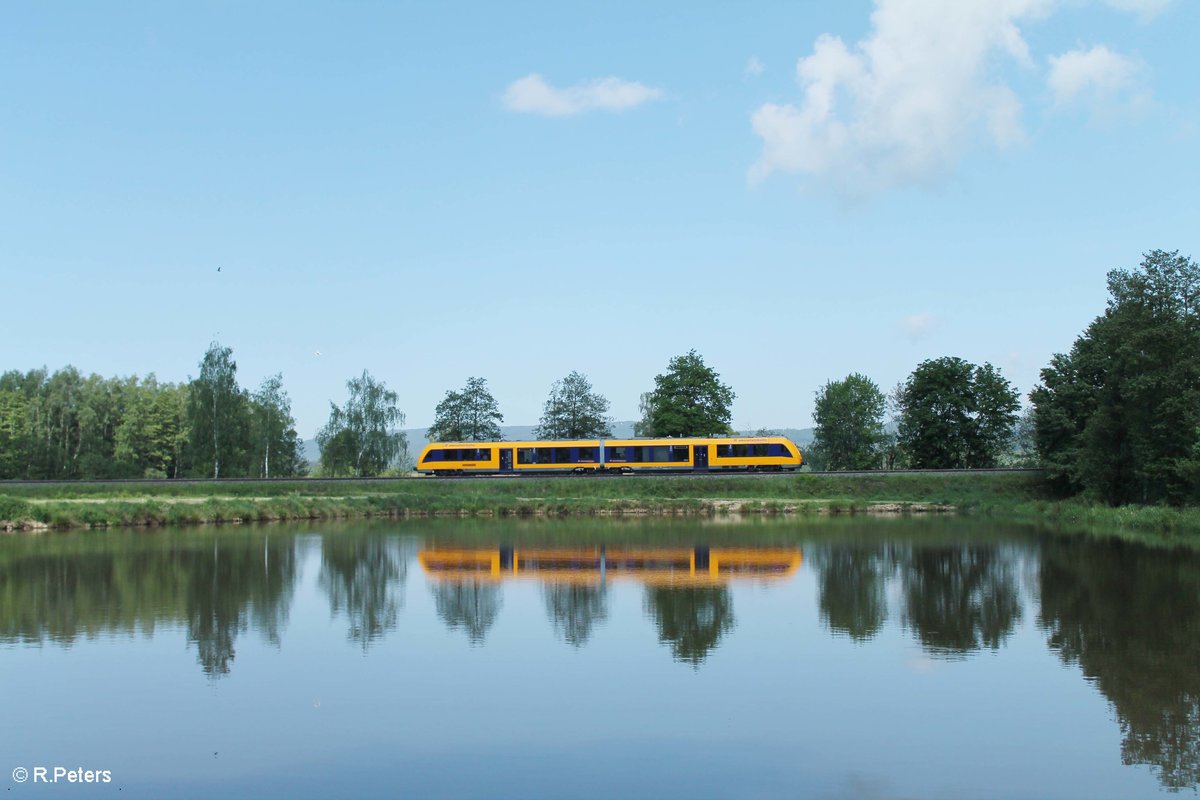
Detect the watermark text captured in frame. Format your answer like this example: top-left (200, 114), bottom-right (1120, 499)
top-left (12, 766), bottom-right (112, 784)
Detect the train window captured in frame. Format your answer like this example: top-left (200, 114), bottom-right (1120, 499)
top-left (609, 446), bottom-right (628, 461)
top-left (518, 448), bottom-right (536, 464)
top-left (477, 448), bottom-right (491, 460)
top-left (555, 447), bottom-right (573, 463)
top-left (441, 449), bottom-right (458, 461)
top-left (578, 447), bottom-right (597, 462)
top-left (716, 444), bottom-right (733, 458)
top-left (535, 447), bottom-right (555, 463)
top-left (670, 445), bottom-right (689, 462)
top-left (753, 444), bottom-right (769, 457)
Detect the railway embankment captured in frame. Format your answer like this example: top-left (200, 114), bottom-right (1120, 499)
top-left (2, 472), bottom-right (1198, 544)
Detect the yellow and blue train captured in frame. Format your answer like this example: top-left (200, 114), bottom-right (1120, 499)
top-left (414, 436), bottom-right (803, 475)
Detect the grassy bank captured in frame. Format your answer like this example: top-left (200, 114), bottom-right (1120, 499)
top-left (1, 472), bottom-right (1036, 529)
top-left (3, 472), bottom-right (1199, 545)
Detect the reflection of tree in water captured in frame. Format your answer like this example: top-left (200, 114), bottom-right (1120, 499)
top-left (543, 583), bottom-right (608, 647)
top-left (644, 587), bottom-right (734, 666)
top-left (1039, 539), bottom-right (1200, 791)
top-left (433, 581), bottom-right (501, 644)
top-left (185, 536), bottom-right (298, 677)
top-left (0, 533), bottom-right (297, 678)
top-left (900, 545), bottom-right (1021, 657)
top-left (319, 536), bottom-right (407, 651)
top-left (812, 544), bottom-right (890, 641)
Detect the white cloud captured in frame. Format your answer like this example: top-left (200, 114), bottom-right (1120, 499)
top-left (899, 313), bottom-right (936, 339)
top-left (1048, 45), bottom-right (1141, 105)
top-left (502, 74), bottom-right (663, 117)
top-left (745, 56), bottom-right (765, 77)
top-left (1103, 0), bottom-right (1172, 18)
top-left (749, 0), bottom-right (1164, 194)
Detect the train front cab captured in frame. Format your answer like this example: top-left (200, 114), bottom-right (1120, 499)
top-left (699, 437), bottom-right (802, 472)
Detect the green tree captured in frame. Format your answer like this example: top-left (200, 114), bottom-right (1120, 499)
top-left (187, 342), bottom-right (250, 479)
top-left (812, 373), bottom-right (887, 470)
top-left (0, 388), bottom-right (30, 479)
top-left (1032, 250), bottom-right (1200, 504)
top-left (640, 350), bottom-right (735, 437)
top-left (534, 371), bottom-right (613, 439)
top-left (1, 367), bottom-right (191, 480)
top-left (426, 376), bottom-right (503, 442)
top-left (896, 357), bottom-right (1019, 469)
top-left (113, 375), bottom-right (185, 478)
top-left (250, 374), bottom-right (305, 478)
top-left (317, 370), bottom-right (407, 477)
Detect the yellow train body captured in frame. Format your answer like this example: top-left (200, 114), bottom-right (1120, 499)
top-left (414, 436), bottom-right (803, 474)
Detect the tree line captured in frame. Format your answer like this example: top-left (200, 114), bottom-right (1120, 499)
top-left (3, 249), bottom-right (1195, 505)
top-left (0, 343), bottom-right (305, 480)
top-left (806, 249), bottom-right (1200, 507)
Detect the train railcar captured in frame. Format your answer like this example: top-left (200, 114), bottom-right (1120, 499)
top-left (414, 436), bottom-right (803, 475)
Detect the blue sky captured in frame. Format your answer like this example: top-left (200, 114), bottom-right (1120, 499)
top-left (3, 0), bottom-right (1196, 438)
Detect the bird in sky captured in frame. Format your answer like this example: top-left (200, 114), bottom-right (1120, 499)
top-left (314, 350), bottom-right (322, 357)
top-left (216, 266), bottom-right (221, 272)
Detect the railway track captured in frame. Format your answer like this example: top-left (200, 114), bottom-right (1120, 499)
top-left (0, 468), bottom-right (1044, 489)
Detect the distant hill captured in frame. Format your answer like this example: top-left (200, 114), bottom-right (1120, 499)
top-left (300, 423), bottom-right (814, 467)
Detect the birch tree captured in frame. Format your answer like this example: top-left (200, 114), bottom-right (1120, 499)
top-left (187, 342), bottom-right (248, 479)
top-left (317, 370), bottom-right (407, 476)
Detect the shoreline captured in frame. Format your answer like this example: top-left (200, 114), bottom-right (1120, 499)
top-left (1, 497), bottom-right (959, 532)
top-left (3, 472), bottom-right (1199, 546)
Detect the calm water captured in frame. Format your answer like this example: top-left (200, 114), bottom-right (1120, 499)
top-left (2, 517), bottom-right (1198, 799)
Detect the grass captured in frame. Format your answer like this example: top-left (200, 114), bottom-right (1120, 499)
top-left (3, 471), bottom-right (1199, 548)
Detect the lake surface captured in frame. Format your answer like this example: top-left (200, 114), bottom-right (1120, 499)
top-left (2, 517), bottom-right (1198, 799)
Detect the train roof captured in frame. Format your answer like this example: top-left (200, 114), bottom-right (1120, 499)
top-left (420, 435), bottom-right (796, 448)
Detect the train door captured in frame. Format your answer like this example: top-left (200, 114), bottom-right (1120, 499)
top-left (693, 444), bottom-right (709, 470)
top-left (499, 449), bottom-right (513, 472)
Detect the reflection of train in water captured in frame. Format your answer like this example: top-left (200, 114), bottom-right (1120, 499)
top-left (418, 546), bottom-right (803, 587)
top-left (415, 436), bottom-right (803, 475)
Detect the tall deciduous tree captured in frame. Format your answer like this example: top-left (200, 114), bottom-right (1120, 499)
top-left (426, 377), bottom-right (503, 442)
top-left (251, 374), bottom-right (305, 478)
top-left (534, 371), bottom-right (613, 439)
top-left (1032, 249), bottom-right (1200, 504)
top-left (640, 350), bottom-right (735, 437)
top-left (896, 357), bottom-right (1019, 469)
top-left (187, 342), bottom-right (249, 479)
top-left (317, 370), bottom-right (407, 477)
top-left (812, 373), bottom-right (887, 470)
